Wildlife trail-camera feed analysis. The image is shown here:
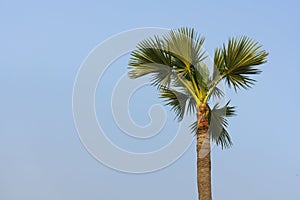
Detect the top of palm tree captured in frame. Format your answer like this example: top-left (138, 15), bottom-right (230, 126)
top-left (128, 27), bottom-right (268, 149)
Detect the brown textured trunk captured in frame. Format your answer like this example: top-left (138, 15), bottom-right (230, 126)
top-left (197, 104), bottom-right (212, 200)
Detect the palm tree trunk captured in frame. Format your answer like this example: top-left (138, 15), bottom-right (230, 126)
top-left (197, 104), bottom-right (212, 200)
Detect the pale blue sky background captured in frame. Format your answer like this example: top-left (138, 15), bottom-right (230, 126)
top-left (1, 0), bottom-right (300, 200)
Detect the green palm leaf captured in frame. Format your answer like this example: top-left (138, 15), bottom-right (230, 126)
top-left (128, 36), bottom-right (174, 88)
top-left (209, 101), bottom-right (236, 149)
top-left (210, 86), bottom-right (225, 100)
top-left (214, 36), bottom-right (268, 90)
top-left (159, 87), bottom-right (195, 121)
top-left (160, 88), bottom-right (186, 121)
top-left (163, 27), bottom-right (206, 68)
top-left (128, 27), bottom-right (209, 104)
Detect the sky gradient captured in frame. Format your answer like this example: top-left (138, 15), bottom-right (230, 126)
top-left (1, 0), bottom-right (300, 199)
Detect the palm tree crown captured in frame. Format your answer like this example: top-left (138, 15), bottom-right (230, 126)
top-left (128, 27), bottom-right (268, 148)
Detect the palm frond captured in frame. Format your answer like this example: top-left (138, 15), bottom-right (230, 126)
top-left (129, 36), bottom-right (171, 67)
top-left (128, 28), bottom-right (208, 94)
top-left (128, 36), bottom-right (173, 88)
top-left (163, 27), bottom-right (206, 67)
top-left (189, 120), bottom-right (198, 135)
top-left (159, 87), bottom-right (195, 121)
top-left (163, 28), bottom-right (208, 100)
top-left (214, 36), bottom-right (268, 91)
top-left (194, 63), bottom-right (210, 95)
top-left (215, 129), bottom-right (233, 149)
top-left (210, 86), bottom-right (225, 100)
top-left (209, 101), bottom-right (236, 149)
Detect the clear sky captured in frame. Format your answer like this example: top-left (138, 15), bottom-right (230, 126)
top-left (1, 0), bottom-right (300, 199)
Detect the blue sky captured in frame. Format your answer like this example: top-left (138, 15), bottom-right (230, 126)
top-left (0, 0), bottom-right (300, 199)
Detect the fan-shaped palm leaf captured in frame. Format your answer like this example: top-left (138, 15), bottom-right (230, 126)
top-left (159, 87), bottom-right (196, 121)
top-left (209, 101), bottom-right (236, 149)
top-left (163, 27), bottom-right (206, 68)
top-left (214, 36), bottom-right (268, 90)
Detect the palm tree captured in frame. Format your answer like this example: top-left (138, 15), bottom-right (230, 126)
top-left (128, 28), bottom-right (268, 200)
